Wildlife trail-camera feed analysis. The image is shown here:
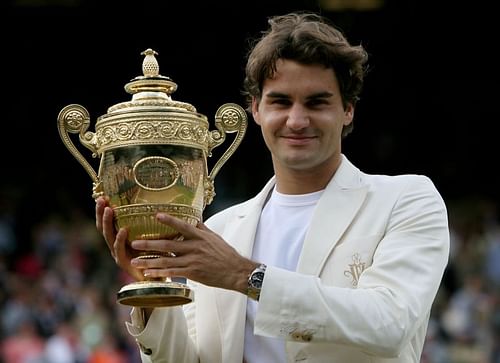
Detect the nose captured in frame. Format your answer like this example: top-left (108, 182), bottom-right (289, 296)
top-left (286, 104), bottom-right (310, 131)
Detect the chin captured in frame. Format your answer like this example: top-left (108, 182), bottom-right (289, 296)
top-left (283, 159), bottom-right (316, 170)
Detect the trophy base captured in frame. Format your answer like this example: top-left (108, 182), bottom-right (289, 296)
top-left (117, 280), bottom-right (193, 307)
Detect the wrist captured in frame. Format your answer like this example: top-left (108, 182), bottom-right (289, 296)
top-left (236, 261), bottom-right (260, 295)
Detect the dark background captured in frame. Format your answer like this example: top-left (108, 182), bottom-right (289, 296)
top-left (2, 0), bottom-right (498, 244)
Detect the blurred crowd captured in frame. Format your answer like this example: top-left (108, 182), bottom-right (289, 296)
top-left (1, 189), bottom-right (499, 363)
top-left (0, 190), bottom-right (141, 363)
top-left (421, 197), bottom-right (500, 363)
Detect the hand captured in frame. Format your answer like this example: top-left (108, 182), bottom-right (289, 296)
top-left (95, 197), bottom-right (144, 282)
top-left (130, 213), bottom-right (257, 294)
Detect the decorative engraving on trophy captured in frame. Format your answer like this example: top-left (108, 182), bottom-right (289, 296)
top-left (64, 110), bottom-right (87, 132)
top-left (114, 203), bottom-right (201, 241)
top-left (343, 253), bottom-right (366, 287)
top-left (96, 120), bottom-right (209, 150)
top-left (108, 100), bottom-right (197, 113)
top-left (133, 156), bottom-right (179, 191)
top-left (221, 109), bottom-right (241, 129)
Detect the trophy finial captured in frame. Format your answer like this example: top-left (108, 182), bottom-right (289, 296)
top-left (141, 48), bottom-right (159, 77)
top-left (121, 48), bottom-right (191, 107)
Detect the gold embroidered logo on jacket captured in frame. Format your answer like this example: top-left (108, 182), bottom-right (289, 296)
top-left (344, 253), bottom-right (366, 287)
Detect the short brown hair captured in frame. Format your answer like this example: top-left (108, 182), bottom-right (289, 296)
top-left (243, 12), bottom-right (369, 137)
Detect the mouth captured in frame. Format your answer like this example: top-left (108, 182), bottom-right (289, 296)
top-left (280, 135), bottom-right (317, 145)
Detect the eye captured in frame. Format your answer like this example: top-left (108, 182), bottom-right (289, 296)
top-left (307, 98), bottom-right (328, 107)
top-left (271, 98), bottom-right (292, 106)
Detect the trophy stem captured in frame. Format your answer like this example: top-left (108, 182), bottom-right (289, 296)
top-left (113, 210), bottom-right (198, 308)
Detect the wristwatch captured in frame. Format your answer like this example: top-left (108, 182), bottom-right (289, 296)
top-left (247, 263), bottom-right (267, 301)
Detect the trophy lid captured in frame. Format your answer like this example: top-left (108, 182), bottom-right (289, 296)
top-left (105, 48), bottom-right (199, 114)
top-left (94, 49), bottom-right (210, 154)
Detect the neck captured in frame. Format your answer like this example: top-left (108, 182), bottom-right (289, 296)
top-left (273, 156), bottom-right (342, 195)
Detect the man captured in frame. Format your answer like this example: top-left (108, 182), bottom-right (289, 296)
top-left (96, 12), bottom-right (450, 363)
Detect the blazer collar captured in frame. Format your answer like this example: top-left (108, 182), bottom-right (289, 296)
top-left (297, 154), bottom-right (368, 275)
top-left (234, 176), bottom-right (276, 218)
top-left (233, 154), bottom-right (363, 216)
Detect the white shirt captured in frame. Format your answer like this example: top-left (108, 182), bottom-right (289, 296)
top-left (244, 187), bottom-right (323, 363)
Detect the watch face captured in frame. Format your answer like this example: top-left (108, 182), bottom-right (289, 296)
top-left (250, 271), bottom-right (265, 288)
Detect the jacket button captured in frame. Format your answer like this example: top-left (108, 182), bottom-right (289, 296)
top-left (302, 332), bottom-right (313, 342)
top-left (290, 330), bottom-right (314, 342)
top-left (290, 331), bottom-right (302, 340)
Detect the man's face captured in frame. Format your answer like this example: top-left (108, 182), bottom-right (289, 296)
top-left (252, 59), bottom-right (353, 175)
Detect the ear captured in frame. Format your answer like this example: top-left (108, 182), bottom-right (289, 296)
top-left (344, 103), bottom-right (354, 126)
top-left (251, 97), bottom-right (261, 125)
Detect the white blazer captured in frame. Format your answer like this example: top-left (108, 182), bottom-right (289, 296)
top-left (127, 155), bottom-right (450, 363)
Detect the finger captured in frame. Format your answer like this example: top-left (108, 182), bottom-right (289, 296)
top-left (196, 221), bottom-right (211, 232)
top-left (102, 207), bottom-right (117, 252)
top-left (131, 255), bottom-right (178, 268)
top-left (129, 250), bottom-right (188, 280)
top-left (143, 268), bottom-right (186, 279)
top-left (95, 197), bottom-right (107, 233)
top-left (156, 213), bottom-right (202, 239)
top-left (130, 239), bottom-right (196, 256)
top-left (114, 228), bottom-right (128, 260)
top-left (140, 261), bottom-right (189, 279)
top-left (115, 229), bottom-right (144, 281)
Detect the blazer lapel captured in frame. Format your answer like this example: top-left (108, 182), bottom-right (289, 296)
top-left (297, 156), bottom-right (368, 275)
top-left (213, 177), bottom-right (276, 362)
top-left (222, 177), bottom-right (276, 258)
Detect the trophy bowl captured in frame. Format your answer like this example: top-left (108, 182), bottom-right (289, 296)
top-left (57, 49), bottom-right (247, 307)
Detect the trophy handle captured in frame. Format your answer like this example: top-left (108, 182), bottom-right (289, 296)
top-left (57, 104), bottom-right (101, 195)
top-left (206, 103), bottom-right (248, 204)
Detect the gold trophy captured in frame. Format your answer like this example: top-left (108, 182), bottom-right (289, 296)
top-left (57, 49), bottom-right (247, 308)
